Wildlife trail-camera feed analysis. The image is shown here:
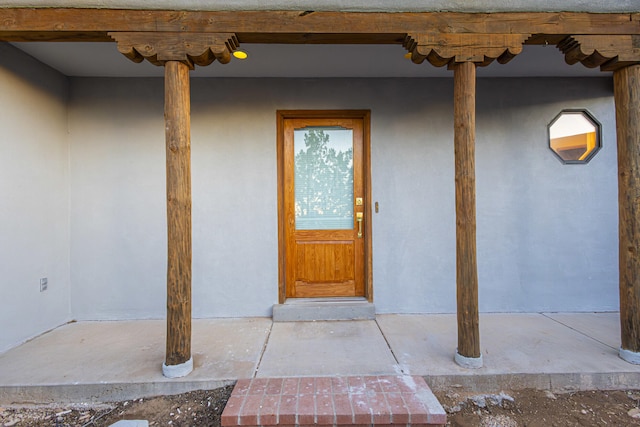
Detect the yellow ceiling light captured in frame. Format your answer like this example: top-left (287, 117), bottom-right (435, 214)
top-left (233, 50), bottom-right (249, 60)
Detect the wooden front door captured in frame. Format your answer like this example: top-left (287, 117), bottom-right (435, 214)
top-left (278, 111), bottom-right (370, 300)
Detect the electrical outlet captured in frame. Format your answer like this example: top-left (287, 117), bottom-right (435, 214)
top-left (40, 278), bottom-right (48, 292)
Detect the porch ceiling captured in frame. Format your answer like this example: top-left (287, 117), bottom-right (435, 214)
top-left (12, 42), bottom-right (606, 78)
top-left (5, 8), bottom-right (636, 78)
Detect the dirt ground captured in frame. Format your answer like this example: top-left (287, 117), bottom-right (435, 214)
top-left (1, 385), bottom-right (640, 427)
top-left (436, 388), bottom-right (640, 427)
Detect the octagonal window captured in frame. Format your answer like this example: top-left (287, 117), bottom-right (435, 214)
top-left (548, 109), bottom-right (601, 164)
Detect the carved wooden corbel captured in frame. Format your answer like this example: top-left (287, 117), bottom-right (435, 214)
top-left (558, 35), bottom-right (640, 71)
top-left (404, 33), bottom-right (529, 67)
top-left (108, 32), bottom-right (239, 68)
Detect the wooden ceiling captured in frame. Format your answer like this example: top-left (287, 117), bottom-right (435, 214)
top-left (1, 9), bottom-right (639, 71)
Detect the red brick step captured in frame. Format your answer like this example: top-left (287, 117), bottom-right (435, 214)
top-left (221, 375), bottom-right (446, 427)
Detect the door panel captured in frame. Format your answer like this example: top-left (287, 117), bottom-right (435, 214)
top-left (283, 116), bottom-right (365, 298)
top-left (294, 241), bottom-right (356, 297)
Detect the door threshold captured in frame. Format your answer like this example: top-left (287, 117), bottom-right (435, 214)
top-left (283, 297), bottom-right (369, 304)
top-left (273, 298), bottom-right (375, 322)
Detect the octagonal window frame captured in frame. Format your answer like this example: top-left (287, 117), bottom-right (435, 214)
top-left (547, 109), bottom-right (602, 165)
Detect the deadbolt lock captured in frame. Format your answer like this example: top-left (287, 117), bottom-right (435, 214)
top-left (356, 197), bottom-right (363, 206)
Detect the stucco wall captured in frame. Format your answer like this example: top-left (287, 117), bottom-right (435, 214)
top-left (475, 79), bottom-right (618, 312)
top-left (68, 76), bottom-right (618, 320)
top-left (0, 44), bottom-right (71, 352)
top-left (0, 0), bottom-right (637, 12)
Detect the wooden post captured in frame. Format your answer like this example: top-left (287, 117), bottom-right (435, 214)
top-left (453, 61), bottom-right (482, 368)
top-left (162, 60), bottom-right (194, 377)
top-left (108, 33), bottom-right (237, 377)
top-left (614, 64), bottom-right (640, 365)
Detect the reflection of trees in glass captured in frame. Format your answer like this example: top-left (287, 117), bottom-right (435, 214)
top-left (295, 129), bottom-right (353, 221)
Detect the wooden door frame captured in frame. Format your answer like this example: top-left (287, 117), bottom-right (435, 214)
top-left (277, 110), bottom-right (372, 304)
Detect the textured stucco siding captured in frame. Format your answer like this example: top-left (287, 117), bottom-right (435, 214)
top-left (0, 44), bottom-right (71, 352)
top-left (66, 76), bottom-right (618, 320)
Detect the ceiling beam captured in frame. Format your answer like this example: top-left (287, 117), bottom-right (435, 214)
top-left (0, 9), bottom-right (638, 43)
top-left (558, 35), bottom-right (640, 71)
top-left (109, 32), bottom-right (239, 68)
top-left (405, 33), bottom-right (530, 67)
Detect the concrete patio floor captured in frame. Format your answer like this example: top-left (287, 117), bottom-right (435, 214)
top-left (1, 313), bottom-right (639, 404)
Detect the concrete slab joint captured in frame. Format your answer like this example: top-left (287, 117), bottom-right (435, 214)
top-left (454, 350), bottom-right (483, 369)
top-left (619, 347), bottom-right (640, 365)
top-left (162, 356), bottom-right (193, 378)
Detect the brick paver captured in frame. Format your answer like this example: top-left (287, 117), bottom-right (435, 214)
top-left (221, 375), bottom-right (446, 427)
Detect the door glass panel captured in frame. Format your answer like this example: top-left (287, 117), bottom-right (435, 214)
top-left (294, 126), bottom-right (354, 230)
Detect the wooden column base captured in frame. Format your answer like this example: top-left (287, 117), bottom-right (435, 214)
top-left (455, 350), bottom-right (483, 369)
top-left (162, 357), bottom-right (194, 378)
top-left (619, 348), bottom-right (640, 365)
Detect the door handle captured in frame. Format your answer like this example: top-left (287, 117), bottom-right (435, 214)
top-left (356, 212), bottom-right (364, 238)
